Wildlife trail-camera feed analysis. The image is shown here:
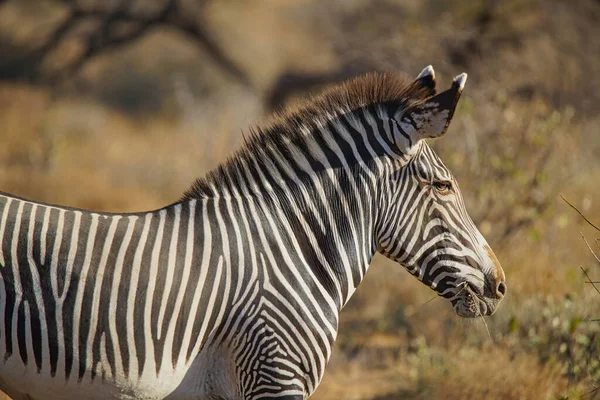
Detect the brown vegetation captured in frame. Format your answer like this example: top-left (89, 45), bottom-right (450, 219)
top-left (0, 0), bottom-right (599, 399)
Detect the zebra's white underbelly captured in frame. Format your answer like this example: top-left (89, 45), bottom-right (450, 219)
top-left (0, 346), bottom-right (236, 400)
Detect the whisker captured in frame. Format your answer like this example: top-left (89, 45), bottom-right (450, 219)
top-left (405, 294), bottom-right (439, 318)
top-left (448, 281), bottom-right (469, 300)
top-left (478, 310), bottom-right (493, 343)
top-left (468, 286), bottom-right (493, 343)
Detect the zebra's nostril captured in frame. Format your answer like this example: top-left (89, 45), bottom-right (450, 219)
top-left (497, 281), bottom-right (507, 297)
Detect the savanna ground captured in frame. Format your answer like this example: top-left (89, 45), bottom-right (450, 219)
top-left (0, 0), bottom-right (599, 399)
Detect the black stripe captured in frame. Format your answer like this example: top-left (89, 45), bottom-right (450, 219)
top-left (134, 213), bottom-right (160, 377)
top-left (78, 215), bottom-right (110, 381)
top-left (91, 216), bottom-right (127, 380)
top-left (161, 204), bottom-right (189, 365)
top-left (116, 217), bottom-right (141, 378)
top-left (41, 207), bottom-right (67, 376)
top-left (16, 300), bottom-right (27, 365)
top-left (19, 204), bottom-right (43, 372)
top-left (1, 198), bottom-right (18, 360)
top-left (151, 208), bottom-right (175, 374)
top-left (63, 211), bottom-right (90, 379)
top-left (171, 203), bottom-right (197, 367)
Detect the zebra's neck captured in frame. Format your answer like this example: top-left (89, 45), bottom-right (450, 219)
top-left (192, 109), bottom-right (395, 308)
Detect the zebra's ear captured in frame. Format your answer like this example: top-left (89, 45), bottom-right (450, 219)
top-left (415, 65), bottom-right (437, 93)
top-left (401, 73), bottom-right (467, 140)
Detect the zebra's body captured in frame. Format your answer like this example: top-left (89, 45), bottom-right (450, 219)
top-left (0, 193), bottom-right (346, 399)
top-left (0, 67), bottom-right (506, 399)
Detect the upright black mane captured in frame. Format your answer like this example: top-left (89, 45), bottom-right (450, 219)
top-left (182, 72), bottom-right (434, 200)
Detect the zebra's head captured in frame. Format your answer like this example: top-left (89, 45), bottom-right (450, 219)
top-left (376, 66), bottom-right (506, 318)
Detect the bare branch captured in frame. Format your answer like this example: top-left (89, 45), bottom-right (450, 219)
top-left (581, 266), bottom-right (600, 295)
top-left (581, 232), bottom-right (600, 264)
top-left (52, 0), bottom-right (176, 82)
top-left (562, 195), bottom-right (600, 232)
top-left (167, 13), bottom-right (251, 87)
top-left (0, 0), bottom-right (251, 88)
top-left (582, 385), bottom-right (600, 398)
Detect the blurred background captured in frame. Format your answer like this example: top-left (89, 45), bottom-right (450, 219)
top-left (0, 0), bottom-right (599, 398)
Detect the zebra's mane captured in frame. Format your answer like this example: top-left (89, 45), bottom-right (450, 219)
top-left (183, 72), bottom-right (434, 199)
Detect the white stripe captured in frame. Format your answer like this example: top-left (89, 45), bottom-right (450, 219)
top-left (210, 197), bottom-right (234, 338)
top-left (86, 215), bottom-right (121, 382)
top-left (26, 204), bottom-right (50, 373)
top-left (60, 211), bottom-right (81, 300)
top-left (10, 201), bottom-right (25, 362)
top-left (55, 210), bottom-right (81, 378)
top-left (0, 269), bottom-right (5, 357)
top-left (108, 215), bottom-right (137, 379)
top-left (49, 210), bottom-right (66, 298)
top-left (126, 212), bottom-right (152, 379)
top-left (161, 201), bottom-right (195, 372)
top-left (0, 197), bottom-right (13, 266)
top-left (71, 213), bottom-right (99, 380)
top-left (23, 300), bottom-right (35, 367)
top-left (156, 204), bottom-right (181, 341)
top-left (141, 209), bottom-right (166, 379)
top-left (97, 332), bottom-right (112, 380)
top-left (222, 183), bottom-right (246, 303)
top-left (188, 255), bottom-right (224, 357)
top-left (179, 201), bottom-right (212, 365)
top-left (39, 205), bottom-right (51, 264)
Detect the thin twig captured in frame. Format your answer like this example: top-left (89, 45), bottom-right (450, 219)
top-left (561, 195), bottom-right (600, 232)
top-left (478, 308), bottom-right (493, 343)
top-left (581, 266), bottom-right (600, 295)
top-left (450, 280), bottom-right (470, 300)
top-left (419, 295), bottom-right (438, 308)
top-left (405, 295), bottom-right (438, 318)
top-left (469, 286), bottom-right (493, 343)
top-left (581, 233), bottom-right (600, 264)
top-left (454, 282), bottom-right (493, 343)
top-left (582, 385), bottom-right (600, 398)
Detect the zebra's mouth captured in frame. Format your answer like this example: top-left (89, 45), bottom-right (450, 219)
top-left (452, 282), bottom-right (492, 318)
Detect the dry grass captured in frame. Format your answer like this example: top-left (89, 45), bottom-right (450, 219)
top-left (416, 347), bottom-right (570, 400)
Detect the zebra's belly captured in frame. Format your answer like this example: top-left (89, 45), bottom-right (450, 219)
top-left (0, 351), bottom-right (234, 400)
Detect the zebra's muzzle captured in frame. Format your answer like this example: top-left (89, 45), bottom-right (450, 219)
top-left (451, 282), bottom-right (495, 318)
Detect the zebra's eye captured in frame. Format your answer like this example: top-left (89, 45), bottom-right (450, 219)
top-left (432, 180), bottom-right (453, 194)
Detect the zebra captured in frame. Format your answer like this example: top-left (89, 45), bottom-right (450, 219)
top-left (0, 65), bottom-right (505, 400)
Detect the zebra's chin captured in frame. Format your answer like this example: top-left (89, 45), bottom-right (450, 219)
top-left (453, 298), bottom-right (489, 318)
